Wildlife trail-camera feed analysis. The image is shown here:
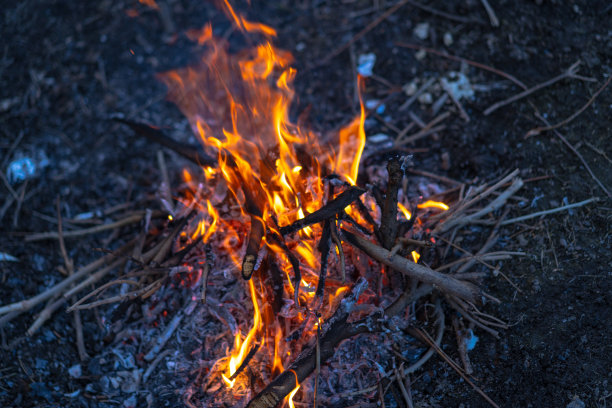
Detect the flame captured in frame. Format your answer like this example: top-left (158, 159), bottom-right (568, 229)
top-left (398, 202), bottom-right (412, 220)
top-left (336, 77), bottom-right (366, 185)
top-left (158, 1), bottom-right (368, 399)
top-left (285, 369), bottom-right (300, 408)
top-left (221, 0), bottom-right (277, 37)
top-left (411, 251), bottom-right (420, 263)
top-left (417, 200), bottom-right (449, 211)
top-left (221, 279), bottom-right (262, 387)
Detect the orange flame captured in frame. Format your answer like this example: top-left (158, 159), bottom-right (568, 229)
top-left (221, 279), bottom-right (262, 387)
top-left (159, 1), bottom-right (368, 398)
top-left (398, 202), bottom-right (412, 220)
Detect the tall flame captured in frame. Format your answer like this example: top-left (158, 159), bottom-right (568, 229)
top-left (159, 0), bottom-right (366, 398)
top-left (221, 279), bottom-right (262, 388)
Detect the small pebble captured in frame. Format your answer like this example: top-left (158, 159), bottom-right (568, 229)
top-left (413, 22), bottom-right (430, 40)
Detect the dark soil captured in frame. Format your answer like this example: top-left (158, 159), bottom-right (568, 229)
top-left (1, 1), bottom-right (610, 407)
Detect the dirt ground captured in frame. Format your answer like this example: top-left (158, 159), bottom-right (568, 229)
top-left (1, 1), bottom-right (611, 407)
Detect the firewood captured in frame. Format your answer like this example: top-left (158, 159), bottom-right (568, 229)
top-left (115, 118), bottom-right (216, 167)
top-left (341, 229), bottom-right (478, 303)
top-left (379, 157), bottom-right (402, 250)
top-left (242, 214), bottom-right (265, 280)
top-left (279, 186), bottom-right (365, 236)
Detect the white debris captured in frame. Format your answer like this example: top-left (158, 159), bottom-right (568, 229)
top-left (440, 71), bottom-right (474, 101)
top-left (415, 49), bottom-right (427, 60)
top-left (357, 53), bottom-right (376, 77)
top-left (403, 80), bottom-right (418, 96)
top-left (443, 31), bottom-right (454, 46)
top-left (413, 22), bottom-right (430, 40)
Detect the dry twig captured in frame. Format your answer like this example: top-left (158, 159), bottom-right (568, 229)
top-left (484, 61), bottom-right (583, 115)
top-left (525, 75), bottom-right (611, 137)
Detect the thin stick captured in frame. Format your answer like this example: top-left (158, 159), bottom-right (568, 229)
top-left (0, 245), bottom-right (135, 318)
top-left (404, 0), bottom-right (481, 24)
top-left (480, 0), bottom-right (499, 26)
top-left (411, 327), bottom-right (501, 408)
top-left (395, 43), bottom-right (527, 90)
top-left (26, 296), bottom-right (66, 336)
top-left (525, 76), bottom-right (612, 137)
top-left (394, 367), bottom-right (413, 408)
top-left (398, 77), bottom-right (436, 112)
top-left (451, 315), bottom-right (473, 375)
top-left (56, 198), bottom-right (89, 361)
top-left (25, 213), bottom-right (153, 242)
top-left (143, 349), bottom-right (172, 383)
top-left (436, 177), bottom-right (524, 233)
top-left (314, 0), bottom-right (411, 68)
top-left (330, 223), bottom-right (346, 283)
top-left (498, 197), bottom-right (599, 225)
top-left (535, 111), bottom-right (611, 198)
top-left (397, 124), bottom-right (447, 146)
top-left (144, 303), bottom-right (191, 361)
top-left (407, 169), bottom-right (462, 186)
top-left (342, 229), bottom-right (478, 302)
top-left (484, 61), bottom-right (582, 115)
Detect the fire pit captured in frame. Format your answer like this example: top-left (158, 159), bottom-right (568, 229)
top-left (2, 1), bottom-right (608, 407)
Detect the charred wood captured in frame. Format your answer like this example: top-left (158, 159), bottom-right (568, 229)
top-left (279, 186), bottom-right (365, 236)
top-left (379, 158), bottom-right (402, 250)
top-left (115, 118), bottom-right (216, 167)
top-left (242, 214), bottom-right (265, 280)
top-left (341, 229), bottom-right (478, 303)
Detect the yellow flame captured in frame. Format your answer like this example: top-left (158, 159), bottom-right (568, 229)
top-left (285, 369), bottom-right (300, 408)
top-left (417, 200), bottom-right (449, 211)
top-left (411, 251), bottom-right (420, 263)
top-left (221, 279), bottom-right (262, 387)
top-left (398, 202), bottom-right (412, 220)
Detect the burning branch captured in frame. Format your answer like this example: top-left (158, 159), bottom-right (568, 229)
top-left (279, 186), bottom-right (365, 236)
top-left (341, 229), bottom-right (478, 303)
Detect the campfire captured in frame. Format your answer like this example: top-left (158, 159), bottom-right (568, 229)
top-left (1, 2), bottom-right (536, 407)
